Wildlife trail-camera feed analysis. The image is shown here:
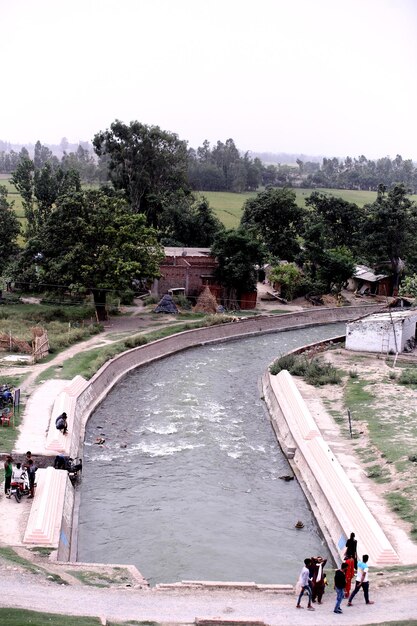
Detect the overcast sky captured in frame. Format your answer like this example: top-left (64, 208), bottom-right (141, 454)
top-left (2, 0), bottom-right (417, 159)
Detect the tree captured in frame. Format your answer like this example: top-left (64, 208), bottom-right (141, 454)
top-left (12, 147), bottom-right (81, 236)
top-left (305, 192), bottom-right (363, 250)
top-left (211, 229), bottom-right (266, 308)
top-left (0, 186), bottom-right (21, 267)
top-left (317, 246), bottom-right (355, 293)
top-left (93, 120), bottom-right (191, 227)
top-left (159, 196), bottom-right (224, 247)
top-left (399, 274), bottom-right (417, 298)
top-left (362, 184), bottom-right (417, 291)
top-left (268, 262), bottom-right (302, 301)
top-left (17, 190), bottom-right (163, 320)
top-left (240, 187), bottom-right (304, 260)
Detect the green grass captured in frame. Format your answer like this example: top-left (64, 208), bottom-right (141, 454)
top-left (0, 302), bottom-right (101, 356)
top-left (0, 610), bottom-right (103, 626)
top-left (0, 607), bottom-right (162, 626)
top-left (197, 188), bottom-right (417, 228)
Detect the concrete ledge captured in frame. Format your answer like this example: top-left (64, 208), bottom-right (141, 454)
top-left (45, 375), bottom-right (88, 455)
top-left (155, 580), bottom-right (292, 592)
top-left (23, 467), bottom-right (69, 546)
top-left (263, 369), bottom-right (400, 567)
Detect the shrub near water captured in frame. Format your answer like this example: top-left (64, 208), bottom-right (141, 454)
top-left (270, 354), bottom-right (341, 386)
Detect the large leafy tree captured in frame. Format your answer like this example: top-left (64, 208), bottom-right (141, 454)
top-left (0, 186), bottom-right (21, 267)
top-left (362, 184), bottom-right (417, 291)
top-left (93, 120), bottom-right (191, 227)
top-left (211, 229), bottom-right (266, 308)
top-left (159, 196), bottom-right (224, 247)
top-left (17, 190), bottom-right (163, 320)
top-left (12, 144), bottom-right (81, 237)
top-left (304, 192), bottom-right (363, 250)
top-left (240, 187), bottom-right (304, 260)
top-left (302, 192), bottom-right (363, 278)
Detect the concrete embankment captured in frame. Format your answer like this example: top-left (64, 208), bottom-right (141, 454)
top-left (262, 369), bottom-right (400, 568)
top-left (18, 304), bottom-right (384, 567)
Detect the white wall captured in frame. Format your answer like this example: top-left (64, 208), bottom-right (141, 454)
top-left (346, 314), bottom-right (417, 353)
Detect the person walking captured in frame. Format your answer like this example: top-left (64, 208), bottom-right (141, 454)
top-left (344, 554), bottom-right (355, 598)
top-left (4, 455), bottom-right (13, 495)
top-left (334, 562), bottom-right (348, 614)
top-left (348, 554), bottom-right (375, 606)
top-left (296, 558), bottom-right (315, 610)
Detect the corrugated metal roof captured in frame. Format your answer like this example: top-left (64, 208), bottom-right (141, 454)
top-left (357, 311), bottom-right (417, 323)
top-left (164, 247), bottom-right (212, 257)
top-left (353, 264), bottom-right (387, 283)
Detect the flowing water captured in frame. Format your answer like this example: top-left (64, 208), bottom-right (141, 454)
top-left (78, 323), bottom-right (345, 584)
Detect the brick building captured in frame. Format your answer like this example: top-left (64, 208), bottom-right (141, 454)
top-left (151, 247), bottom-right (219, 300)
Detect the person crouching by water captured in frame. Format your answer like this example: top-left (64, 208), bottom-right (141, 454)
top-left (296, 558), bottom-right (315, 610)
top-left (334, 562), bottom-right (348, 614)
top-left (55, 412), bottom-right (68, 435)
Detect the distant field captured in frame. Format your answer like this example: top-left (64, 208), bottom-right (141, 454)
top-left (199, 188), bottom-right (417, 228)
top-left (2, 175), bottom-right (417, 233)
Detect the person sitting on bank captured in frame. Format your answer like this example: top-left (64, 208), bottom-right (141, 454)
top-left (55, 412), bottom-right (68, 435)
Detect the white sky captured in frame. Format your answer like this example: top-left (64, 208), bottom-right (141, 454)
top-left (2, 0), bottom-right (417, 159)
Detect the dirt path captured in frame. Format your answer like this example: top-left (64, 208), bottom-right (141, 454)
top-left (1, 566), bottom-right (417, 625)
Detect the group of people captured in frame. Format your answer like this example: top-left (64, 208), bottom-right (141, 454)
top-left (3, 451), bottom-right (36, 498)
top-left (296, 532), bottom-right (374, 614)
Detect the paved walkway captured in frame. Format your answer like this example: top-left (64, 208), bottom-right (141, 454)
top-left (1, 567), bottom-right (417, 625)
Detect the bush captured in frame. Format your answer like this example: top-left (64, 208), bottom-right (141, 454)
top-left (270, 354), bottom-right (341, 386)
top-left (143, 295), bottom-right (160, 306)
top-left (173, 294), bottom-right (192, 310)
top-left (119, 288), bottom-right (135, 305)
top-left (399, 369), bottom-right (417, 386)
top-left (204, 314), bottom-right (237, 326)
top-left (123, 335), bottom-right (148, 349)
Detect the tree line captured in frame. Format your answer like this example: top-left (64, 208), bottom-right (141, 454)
top-left (2, 134), bottom-right (416, 194)
top-left (0, 119), bottom-right (416, 317)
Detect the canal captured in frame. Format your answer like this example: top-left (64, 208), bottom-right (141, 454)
top-left (78, 323), bottom-right (345, 584)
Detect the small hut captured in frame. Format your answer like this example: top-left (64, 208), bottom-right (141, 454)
top-left (154, 294), bottom-right (179, 314)
top-left (193, 286), bottom-right (218, 314)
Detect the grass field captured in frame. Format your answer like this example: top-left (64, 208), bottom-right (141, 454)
top-left (2, 173), bottom-right (417, 231)
top-left (198, 188), bottom-right (417, 229)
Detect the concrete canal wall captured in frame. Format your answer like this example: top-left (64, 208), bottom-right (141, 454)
top-left (22, 304), bottom-right (385, 567)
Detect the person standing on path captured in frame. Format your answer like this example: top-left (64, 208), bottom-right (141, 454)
top-left (344, 554), bottom-right (355, 598)
top-left (296, 558), bottom-right (315, 610)
top-left (3, 455), bottom-right (13, 495)
top-left (345, 532), bottom-right (358, 569)
top-left (311, 556), bottom-right (327, 604)
top-left (26, 459), bottom-right (37, 498)
top-left (348, 554), bottom-right (375, 606)
top-left (334, 562), bottom-right (348, 614)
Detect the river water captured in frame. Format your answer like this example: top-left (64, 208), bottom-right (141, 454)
top-left (78, 323), bottom-right (345, 585)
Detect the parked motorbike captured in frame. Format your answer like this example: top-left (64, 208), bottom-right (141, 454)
top-left (53, 455), bottom-right (82, 486)
top-left (9, 471), bottom-right (30, 502)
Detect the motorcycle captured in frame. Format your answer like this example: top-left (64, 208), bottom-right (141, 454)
top-left (53, 455), bottom-right (82, 486)
top-left (9, 470), bottom-right (30, 503)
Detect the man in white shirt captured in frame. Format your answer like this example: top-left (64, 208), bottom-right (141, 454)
top-left (347, 554), bottom-right (375, 606)
top-left (296, 558), bottom-right (315, 610)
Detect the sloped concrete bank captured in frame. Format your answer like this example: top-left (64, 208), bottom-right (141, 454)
top-left (47, 305), bottom-right (383, 568)
top-left (261, 370), bottom-right (400, 568)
